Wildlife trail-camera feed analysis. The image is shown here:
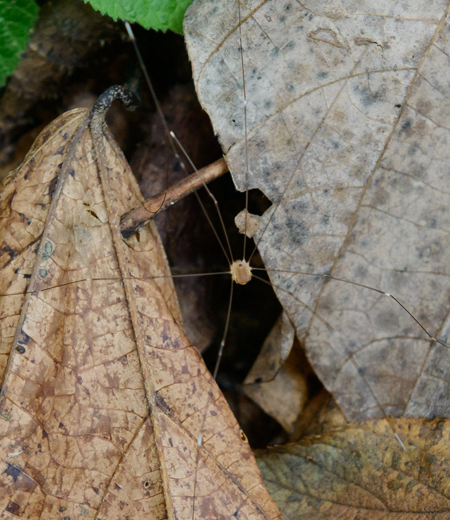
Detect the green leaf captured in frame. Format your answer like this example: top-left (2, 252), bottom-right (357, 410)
top-left (85, 0), bottom-right (193, 34)
top-left (0, 0), bottom-right (39, 87)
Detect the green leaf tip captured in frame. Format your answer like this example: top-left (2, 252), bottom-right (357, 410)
top-left (85, 0), bottom-right (194, 34)
top-left (0, 0), bottom-right (39, 87)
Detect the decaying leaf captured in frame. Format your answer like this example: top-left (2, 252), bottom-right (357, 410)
top-left (244, 312), bottom-right (295, 385)
top-left (257, 417), bottom-right (450, 518)
top-left (243, 313), bottom-right (309, 433)
top-left (0, 87), bottom-right (281, 519)
top-left (290, 389), bottom-right (348, 441)
top-left (185, 0), bottom-right (450, 421)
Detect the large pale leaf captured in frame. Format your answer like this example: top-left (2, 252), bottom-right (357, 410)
top-left (0, 88), bottom-right (281, 519)
top-left (184, 0), bottom-right (450, 421)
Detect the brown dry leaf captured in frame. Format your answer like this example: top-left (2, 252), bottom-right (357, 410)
top-left (185, 0), bottom-right (450, 421)
top-left (290, 389), bottom-right (348, 441)
top-left (256, 417), bottom-right (450, 519)
top-left (243, 313), bottom-right (309, 433)
top-left (244, 312), bottom-right (295, 385)
top-left (0, 88), bottom-right (282, 519)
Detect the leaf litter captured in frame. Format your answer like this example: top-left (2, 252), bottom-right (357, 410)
top-left (0, 87), bottom-right (282, 519)
top-left (3, 0), bottom-right (450, 516)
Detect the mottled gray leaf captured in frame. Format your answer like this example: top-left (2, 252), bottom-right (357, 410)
top-left (185, 0), bottom-right (450, 421)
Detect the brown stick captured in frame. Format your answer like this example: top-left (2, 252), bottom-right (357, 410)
top-left (120, 158), bottom-right (229, 238)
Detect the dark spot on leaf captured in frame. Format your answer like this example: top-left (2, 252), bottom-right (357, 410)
top-left (402, 119), bottom-right (412, 129)
top-left (2, 245), bottom-right (17, 260)
top-left (20, 332), bottom-right (30, 344)
top-left (69, 168), bottom-right (75, 177)
top-left (4, 463), bottom-right (21, 482)
top-left (39, 268), bottom-right (48, 278)
top-left (60, 506), bottom-right (67, 512)
top-left (43, 241), bottom-right (53, 258)
top-left (391, 451), bottom-right (401, 470)
top-left (6, 501), bottom-right (20, 515)
top-left (155, 393), bottom-right (172, 415)
top-left (48, 176), bottom-right (58, 198)
top-left (16, 345), bottom-right (26, 354)
top-left (18, 212), bottom-right (31, 225)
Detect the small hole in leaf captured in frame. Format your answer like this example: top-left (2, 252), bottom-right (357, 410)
top-left (247, 189), bottom-right (272, 216)
top-left (143, 480), bottom-right (151, 489)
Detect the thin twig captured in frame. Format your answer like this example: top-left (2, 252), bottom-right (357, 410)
top-left (120, 158), bottom-right (228, 238)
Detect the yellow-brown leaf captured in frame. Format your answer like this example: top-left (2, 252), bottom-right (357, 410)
top-left (257, 418), bottom-right (450, 519)
top-left (0, 88), bottom-right (282, 520)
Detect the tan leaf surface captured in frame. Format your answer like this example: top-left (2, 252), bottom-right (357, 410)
top-left (243, 313), bottom-right (309, 433)
top-left (185, 0), bottom-right (450, 421)
top-left (257, 418), bottom-right (450, 519)
top-left (0, 89), bottom-right (282, 519)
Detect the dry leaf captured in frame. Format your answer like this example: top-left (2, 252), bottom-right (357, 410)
top-left (257, 417), bottom-right (450, 518)
top-left (0, 87), bottom-right (281, 519)
top-left (185, 0), bottom-right (450, 421)
top-left (290, 389), bottom-right (348, 441)
top-left (244, 312), bottom-right (295, 385)
top-left (243, 313), bottom-right (309, 433)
